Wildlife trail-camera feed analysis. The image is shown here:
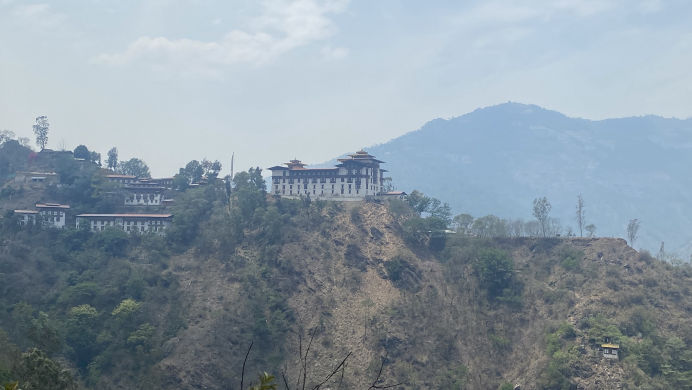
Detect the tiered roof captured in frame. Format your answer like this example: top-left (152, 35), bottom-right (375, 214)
top-left (337, 150), bottom-right (384, 164)
top-left (269, 150), bottom-right (385, 172)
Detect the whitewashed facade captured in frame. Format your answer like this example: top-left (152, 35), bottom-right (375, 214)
top-left (268, 151), bottom-right (387, 201)
top-left (124, 185), bottom-right (164, 206)
top-left (14, 210), bottom-right (38, 226)
top-left (36, 203), bottom-right (70, 228)
top-left (75, 214), bottom-right (172, 234)
top-left (105, 174), bottom-right (137, 185)
top-left (14, 203), bottom-right (70, 228)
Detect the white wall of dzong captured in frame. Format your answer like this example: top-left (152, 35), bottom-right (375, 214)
top-left (271, 166), bottom-right (383, 200)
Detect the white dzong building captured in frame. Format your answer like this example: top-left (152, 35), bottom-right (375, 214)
top-left (268, 150), bottom-right (387, 201)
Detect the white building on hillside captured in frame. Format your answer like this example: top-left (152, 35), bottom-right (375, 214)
top-left (268, 150), bottom-right (387, 201)
top-left (36, 203), bottom-right (70, 228)
top-left (14, 210), bottom-right (38, 226)
top-left (14, 203), bottom-right (70, 228)
top-left (124, 184), bottom-right (165, 206)
top-left (105, 174), bottom-right (137, 185)
top-left (14, 171), bottom-right (59, 185)
top-left (75, 213), bottom-right (172, 234)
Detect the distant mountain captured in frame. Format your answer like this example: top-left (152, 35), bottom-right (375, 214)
top-left (362, 102), bottom-right (692, 256)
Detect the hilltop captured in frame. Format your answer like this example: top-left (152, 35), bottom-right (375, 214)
top-left (359, 102), bottom-right (692, 257)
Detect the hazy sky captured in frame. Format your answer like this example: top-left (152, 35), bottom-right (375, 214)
top-left (2, 0), bottom-right (692, 176)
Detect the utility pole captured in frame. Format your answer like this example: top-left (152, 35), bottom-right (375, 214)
top-left (226, 153), bottom-right (234, 214)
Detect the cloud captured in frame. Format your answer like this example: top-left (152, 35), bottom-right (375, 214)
top-left (94, 0), bottom-right (349, 73)
top-left (637, 0), bottom-right (662, 13)
top-left (321, 45), bottom-right (348, 59)
top-left (10, 3), bottom-right (66, 29)
top-left (460, 0), bottom-right (618, 27)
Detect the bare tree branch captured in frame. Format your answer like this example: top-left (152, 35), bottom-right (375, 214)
top-left (337, 363), bottom-right (345, 390)
top-left (295, 333), bottom-right (302, 390)
top-left (311, 351), bottom-right (352, 390)
top-left (240, 340), bottom-right (253, 390)
top-left (282, 371), bottom-right (291, 390)
top-left (302, 330), bottom-right (316, 390)
top-left (367, 353), bottom-right (402, 390)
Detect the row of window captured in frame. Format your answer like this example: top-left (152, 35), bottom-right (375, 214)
top-left (274, 184), bottom-right (378, 196)
top-left (273, 177), bottom-right (381, 185)
top-left (280, 168), bottom-right (378, 176)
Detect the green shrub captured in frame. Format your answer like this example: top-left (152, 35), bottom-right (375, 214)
top-left (498, 382), bottom-right (514, 390)
top-left (384, 255), bottom-right (422, 292)
top-left (473, 248), bottom-right (515, 299)
top-left (558, 247), bottom-right (583, 271)
top-left (489, 333), bottom-right (511, 351)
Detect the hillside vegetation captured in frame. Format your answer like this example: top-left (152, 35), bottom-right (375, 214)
top-left (1, 149), bottom-right (691, 389)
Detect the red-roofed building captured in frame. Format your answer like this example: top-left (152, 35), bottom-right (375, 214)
top-left (268, 150), bottom-right (388, 201)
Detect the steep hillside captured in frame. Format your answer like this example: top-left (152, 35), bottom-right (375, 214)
top-left (1, 177), bottom-right (691, 389)
top-left (357, 102), bottom-right (692, 257)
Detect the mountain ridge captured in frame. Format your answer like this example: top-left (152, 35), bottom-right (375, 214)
top-left (338, 102), bottom-right (692, 257)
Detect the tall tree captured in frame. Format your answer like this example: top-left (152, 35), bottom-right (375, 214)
top-left (0, 129), bottom-right (15, 144)
top-left (627, 219), bottom-right (640, 247)
top-left (90, 151), bottom-right (101, 166)
top-left (117, 158), bottom-right (150, 178)
top-left (585, 224), bottom-right (596, 237)
top-left (201, 159), bottom-right (222, 180)
top-left (576, 194), bottom-right (585, 237)
top-left (32, 116), bottom-right (49, 150)
top-left (106, 147), bottom-right (118, 170)
top-left (532, 197), bottom-right (552, 237)
top-left (453, 213), bottom-right (474, 235)
top-left (73, 145), bottom-right (90, 159)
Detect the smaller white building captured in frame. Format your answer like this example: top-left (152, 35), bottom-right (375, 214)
top-left (601, 343), bottom-right (619, 359)
top-left (75, 213), bottom-right (172, 234)
top-left (124, 185), bottom-right (165, 206)
top-left (14, 203), bottom-right (70, 228)
top-left (105, 174), bottom-right (137, 185)
top-left (14, 171), bottom-right (59, 185)
top-left (36, 203), bottom-right (70, 228)
top-left (381, 191), bottom-right (407, 200)
top-left (14, 210), bottom-right (38, 226)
